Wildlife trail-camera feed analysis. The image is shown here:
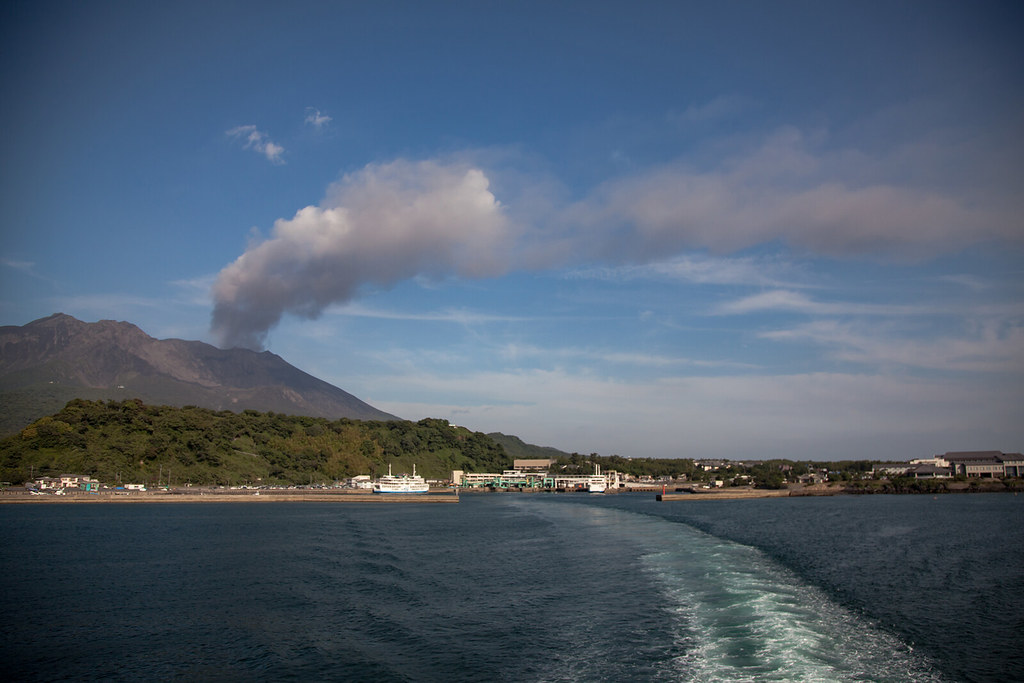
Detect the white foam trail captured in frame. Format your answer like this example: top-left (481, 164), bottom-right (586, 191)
top-left (524, 499), bottom-right (947, 682)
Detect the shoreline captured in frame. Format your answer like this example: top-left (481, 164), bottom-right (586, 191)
top-left (0, 489), bottom-right (460, 504)
top-left (2, 481), bottom-right (1018, 504)
top-left (656, 481), bottom-right (1019, 500)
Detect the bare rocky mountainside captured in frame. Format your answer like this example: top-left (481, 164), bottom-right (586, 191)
top-left (0, 313), bottom-right (398, 435)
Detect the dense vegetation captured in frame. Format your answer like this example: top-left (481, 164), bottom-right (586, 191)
top-left (0, 399), bottom-right (509, 486)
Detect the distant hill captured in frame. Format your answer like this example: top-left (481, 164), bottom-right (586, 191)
top-left (0, 400), bottom-right (506, 485)
top-left (488, 432), bottom-right (570, 460)
top-left (0, 313), bottom-right (398, 434)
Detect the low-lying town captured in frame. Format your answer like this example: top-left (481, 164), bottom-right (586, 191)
top-left (11, 451), bottom-right (1023, 497)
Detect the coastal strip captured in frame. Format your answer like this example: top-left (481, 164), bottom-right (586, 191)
top-left (658, 489), bottom-right (795, 501)
top-left (0, 490), bottom-right (460, 504)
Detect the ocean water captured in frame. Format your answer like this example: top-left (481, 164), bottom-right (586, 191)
top-left (1, 492), bottom-right (1020, 681)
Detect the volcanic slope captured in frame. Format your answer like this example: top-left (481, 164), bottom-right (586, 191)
top-left (0, 313), bottom-right (398, 435)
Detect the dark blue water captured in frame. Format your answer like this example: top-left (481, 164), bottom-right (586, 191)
top-left (1, 493), bottom-right (1020, 681)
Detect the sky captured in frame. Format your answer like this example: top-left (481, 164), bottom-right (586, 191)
top-left (2, 1), bottom-right (1022, 461)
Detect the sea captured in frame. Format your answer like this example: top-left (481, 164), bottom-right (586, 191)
top-left (1, 492), bottom-right (1021, 682)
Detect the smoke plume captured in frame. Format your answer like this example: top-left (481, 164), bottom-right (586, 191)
top-left (211, 159), bottom-right (511, 349)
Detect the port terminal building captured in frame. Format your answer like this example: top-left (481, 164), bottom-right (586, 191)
top-left (874, 451), bottom-right (1024, 479)
top-left (451, 467), bottom-right (621, 491)
top-left (942, 451), bottom-right (1024, 478)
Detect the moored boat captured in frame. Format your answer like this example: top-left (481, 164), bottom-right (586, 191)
top-left (373, 464), bottom-right (429, 494)
top-left (588, 464), bottom-right (607, 493)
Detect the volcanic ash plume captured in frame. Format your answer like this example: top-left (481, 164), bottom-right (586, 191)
top-left (210, 159), bottom-right (511, 350)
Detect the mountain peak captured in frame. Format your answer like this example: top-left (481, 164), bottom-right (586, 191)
top-left (0, 314), bottom-right (398, 434)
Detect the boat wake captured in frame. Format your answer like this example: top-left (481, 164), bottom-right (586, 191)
top-left (522, 498), bottom-right (947, 682)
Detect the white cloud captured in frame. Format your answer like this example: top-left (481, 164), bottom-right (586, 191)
top-left (226, 124), bottom-right (285, 164)
top-left (559, 126), bottom-right (1021, 261)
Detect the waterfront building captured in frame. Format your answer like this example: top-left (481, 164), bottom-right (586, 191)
top-left (32, 474), bottom-right (100, 491)
top-left (451, 467), bottom-right (621, 491)
top-left (906, 464), bottom-right (951, 479)
top-left (943, 451), bottom-right (1024, 478)
top-left (513, 459), bottom-right (555, 472)
top-left (1001, 454), bottom-right (1024, 478)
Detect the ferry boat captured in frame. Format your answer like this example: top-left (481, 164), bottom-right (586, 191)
top-left (587, 464), bottom-right (607, 493)
top-left (373, 463), bottom-right (429, 494)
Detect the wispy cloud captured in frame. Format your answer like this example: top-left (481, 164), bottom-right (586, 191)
top-left (714, 290), bottom-right (921, 317)
top-left (760, 319), bottom-right (1024, 373)
top-left (934, 274), bottom-right (990, 292)
top-left (568, 253), bottom-right (799, 288)
top-left (49, 293), bottom-right (167, 317)
top-left (304, 107), bottom-right (331, 130)
top-left (667, 95), bottom-right (752, 125)
top-left (1, 258), bottom-right (61, 288)
top-left (1, 258), bottom-right (36, 273)
top-left (226, 124), bottom-right (285, 164)
top-left (170, 275), bottom-right (216, 307)
top-left (328, 302), bottom-right (529, 325)
top-left (498, 343), bottom-right (756, 370)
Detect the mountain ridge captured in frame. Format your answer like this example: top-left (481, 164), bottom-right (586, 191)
top-left (0, 313), bottom-right (398, 434)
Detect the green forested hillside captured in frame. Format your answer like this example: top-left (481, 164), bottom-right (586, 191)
top-left (0, 399), bottom-right (509, 486)
top-left (487, 432), bottom-right (570, 460)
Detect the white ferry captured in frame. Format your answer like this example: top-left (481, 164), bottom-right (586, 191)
top-left (588, 464), bottom-right (607, 493)
top-left (373, 463), bottom-right (429, 494)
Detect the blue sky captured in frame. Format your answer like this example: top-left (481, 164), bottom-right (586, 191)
top-left (2, 1), bottom-right (1022, 460)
